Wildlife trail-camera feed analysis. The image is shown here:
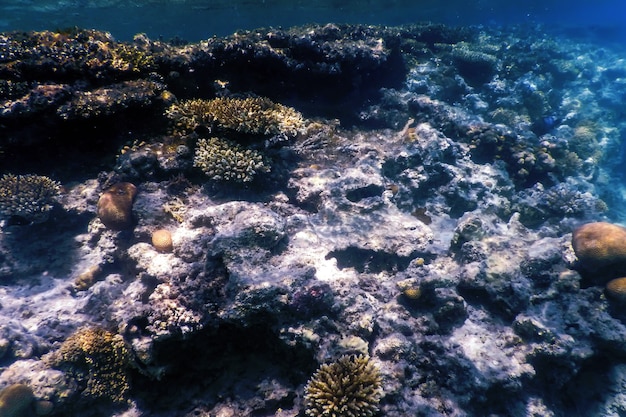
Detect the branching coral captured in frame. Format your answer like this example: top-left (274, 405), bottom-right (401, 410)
top-left (48, 327), bottom-right (132, 404)
top-left (193, 137), bottom-right (269, 183)
top-left (165, 96), bottom-right (304, 139)
top-left (0, 173), bottom-right (60, 223)
top-left (304, 354), bottom-right (383, 417)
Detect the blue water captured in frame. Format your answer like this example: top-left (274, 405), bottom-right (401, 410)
top-left (1, 0), bottom-right (625, 41)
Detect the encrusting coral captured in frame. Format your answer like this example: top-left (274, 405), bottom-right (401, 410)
top-left (304, 354), bottom-right (383, 417)
top-left (165, 96), bottom-right (305, 139)
top-left (0, 174), bottom-right (60, 224)
top-left (193, 137), bottom-right (269, 183)
top-left (47, 327), bottom-right (132, 404)
top-left (96, 182), bottom-right (138, 230)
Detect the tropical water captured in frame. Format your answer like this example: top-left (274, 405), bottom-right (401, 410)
top-left (2, 0), bottom-right (626, 41)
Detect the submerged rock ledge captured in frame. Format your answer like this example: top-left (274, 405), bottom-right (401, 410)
top-left (1, 23), bottom-right (626, 416)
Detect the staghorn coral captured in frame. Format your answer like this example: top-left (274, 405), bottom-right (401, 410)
top-left (165, 97), bottom-right (304, 139)
top-left (193, 137), bottom-right (269, 183)
top-left (48, 327), bottom-right (132, 404)
top-left (304, 354), bottom-right (382, 417)
top-left (0, 174), bottom-right (60, 224)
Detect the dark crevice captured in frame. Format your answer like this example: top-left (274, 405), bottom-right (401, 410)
top-left (326, 246), bottom-right (433, 273)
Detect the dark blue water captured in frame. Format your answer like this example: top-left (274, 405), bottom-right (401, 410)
top-left (1, 0), bottom-right (626, 41)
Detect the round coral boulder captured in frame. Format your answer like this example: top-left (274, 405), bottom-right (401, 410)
top-left (572, 222), bottom-right (626, 273)
top-left (606, 277), bottom-right (626, 303)
top-left (96, 182), bottom-right (138, 230)
top-left (152, 229), bottom-right (173, 253)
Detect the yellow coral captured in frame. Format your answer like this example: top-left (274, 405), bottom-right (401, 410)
top-left (304, 355), bottom-right (383, 417)
top-left (50, 327), bottom-right (131, 404)
top-left (96, 182), bottom-right (137, 230)
top-left (152, 229), bottom-right (174, 253)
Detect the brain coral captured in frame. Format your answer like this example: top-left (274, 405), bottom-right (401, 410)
top-left (304, 354), bottom-right (383, 417)
top-left (152, 229), bottom-right (173, 253)
top-left (96, 182), bottom-right (137, 230)
top-left (0, 173), bottom-right (60, 224)
top-left (572, 222), bottom-right (626, 273)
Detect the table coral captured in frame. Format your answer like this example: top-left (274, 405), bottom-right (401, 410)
top-left (165, 96), bottom-right (304, 139)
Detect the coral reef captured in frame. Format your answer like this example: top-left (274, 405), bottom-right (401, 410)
top-left (0, 174), bottom-right (60, 224)
top-left (193, 137), bottom-right (269, 183)
top-left (2, 22), bottom-right (626, 417)
top-left (304, 355), bottom-right (382, 417)
top-left (57, 79), bottom-right (166, 120)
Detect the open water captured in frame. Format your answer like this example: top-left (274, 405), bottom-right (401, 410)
top-left (1, 0), bottom-right (626, 41)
